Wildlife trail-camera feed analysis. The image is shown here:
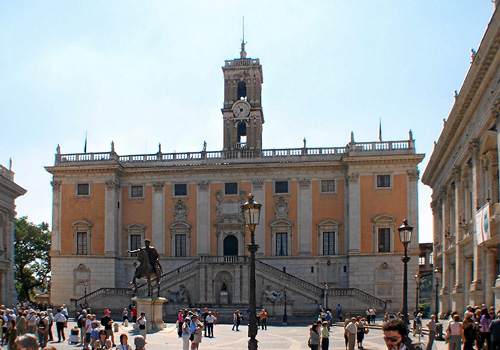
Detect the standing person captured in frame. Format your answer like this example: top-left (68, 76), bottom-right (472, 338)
top-left (14, 334), bottom-right (38, 350)
top-left (345, 317), bottom-right (357, 350)
top-left (343, 319), bottom-right (350, 350)
top-left (383, 313), bottom-right (390, 325)
top-left (7, 319), bottom-right (17, 350)
top-left (308, 324), bottom-right (320, 350)
top-left (46, 309), bottom-right (54, 342)
top-left (201, 308), bottom-right (209, 337)
top-left (15, 310), bottom-right (26, 336)
top-left (53, 308), bottom-right (66, 342)
top-left (181, 317), bottom-right (191, 350)
top-left (320, 321), bottom-right (329, 350)
top-left (382, 319), bottom-right (412, 350)
top-left (25, 311), bottom-right (37, 335)
top-left (116, 334), bottom-right (131, 350)
top-left (479, 308), bottom-right (492, 350)
top-left (205, 312), bottom-right (215, 338)
top-left (425, 315), bottom-right (437, 350)
top-left (100, 310), bottom-right (115, 346)
top-left (84, 314), bottom-right (92, 350)
top-left (122, 309), bottom-right (128, 326)
top-left (213, 310), bottom-right (219, 325)
top-left (447, 314), bottom-right (463, 350)
top-left (356, 317), bottom-right (367, 349)
top-left (189, 315), bottom-right (203, 350)
top-left (134, 335), bottom-right (145, 350)
top-left (462, 312), bottom-right (477, 350)
top-left (337, 304), bottom-right (343, 321)
top-left (78, 309), bottom-right (88, 344)
top-left (370, 308), bottom-right (377, 325)
top-left (177, 310), bottom-right (184, 338)
top-left (232, 310), bottom-right (240, 331)
top-left (37, 312), bottom-right (49, 349)
top-left (489, 312), bottom-right (500, 350)
top-left (366, 309), bottom-right (371, 325)
top-left (258, 309), bottom-right (267, 330)
top-left (137, 312), bottom-right (147, 340)
top-left (413, 313), bottom-right (423, 337)
top-left (131, 306), bottom-right (137, 323)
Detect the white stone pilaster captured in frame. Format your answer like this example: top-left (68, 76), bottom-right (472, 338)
top-left (470, 140), bottom-right (483, 292)
top-left (347, 172), bottom-right (360, 254)
top-left (252, 180), bottom-right (265, 256)
top-left (152, 182), bottom-right (165, 256)
top-left (105, 179), bottom-right (119, 256)
top-left (51, 180), bottom-right (62, 254)
top-left (197, 181), bottom-right (210, 256)
top-left (298, 178), bottom-right (312, 255)
top-left (407, 170), bottom-right (419, 252)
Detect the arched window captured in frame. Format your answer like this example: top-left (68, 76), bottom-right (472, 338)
top-left (237, 122), bottom-right (247, 148)
top-left (237, 81), bottom-right (247, 100)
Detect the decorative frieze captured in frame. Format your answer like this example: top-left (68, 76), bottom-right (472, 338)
top-left (252, 179), bottom-right (264, 190)
top-left (153, 182), bottom-right (165, 192)
top-left (347, 173), bottom-right (359, 183)
top-left (298, 178), bottom-right (311, 187)
top-left (197, 181), bottom-right (209, 191)
top-left (105, 179), bottom-right (120, 189)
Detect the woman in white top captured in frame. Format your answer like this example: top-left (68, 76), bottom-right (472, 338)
top-left (116, 334), bottom-right (131, 350)
top-left (137, 312), bottom-right (147, 340)
top-left (447, 314), bottom-right (463, 350)
top-left (181, 317), bottom-right (191, 350)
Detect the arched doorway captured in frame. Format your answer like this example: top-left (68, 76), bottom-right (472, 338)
top-left (223, 235), bottom-right (238, 256)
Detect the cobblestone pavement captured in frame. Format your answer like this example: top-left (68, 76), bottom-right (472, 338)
top-left (44, 321), bottom-right (448, 350)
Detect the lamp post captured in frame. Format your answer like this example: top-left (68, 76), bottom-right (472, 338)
top-left (434, 267), bottom-right (441, 318)
top-left (241, 193), bottom-right (262, 350)
top-left (398, 219), bottom-right (413, 328)
top-left (414, 273), bottom-right (420, 315)
top-left (282, 286), bottom-right (288, 325)
top-left (325, 283), bottom-right (329, 310)
top-left (84, 282), bottom-right (88, 308)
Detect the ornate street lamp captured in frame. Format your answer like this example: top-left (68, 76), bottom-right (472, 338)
top-left (398, 219), bottom-right (413, 328)
top-left (84, 282), bottom-right (88, 308)
top-left (324, 283), bottom-right (329, 310)
top-left (282, 286), bottom-right (288, 325)
top-left (241, 193), bottom-right (262, 350)
top-left (434, 267), bottom-right (441, 317)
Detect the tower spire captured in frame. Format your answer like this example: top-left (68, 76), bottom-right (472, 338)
top-left (240, 16), bottom-right (247, 59)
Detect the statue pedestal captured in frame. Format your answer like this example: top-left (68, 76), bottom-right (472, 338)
top-left (132, 297), bottom-right (167, 332)
top-left (220, 291), bottom-right (229, 304)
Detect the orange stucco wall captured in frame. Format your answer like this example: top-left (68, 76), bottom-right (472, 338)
top-left (121, 185), bottom-right (153, 254)
top-left (359, 174), bottom-right (408, 253)
top-left (60, 183), bottom-right (105, 255)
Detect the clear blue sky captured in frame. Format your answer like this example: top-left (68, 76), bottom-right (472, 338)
top-left (1, 1), bottom-right (495, 243)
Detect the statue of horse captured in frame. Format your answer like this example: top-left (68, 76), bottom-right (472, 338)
top-left (131, 248), bottom-right (162, 297)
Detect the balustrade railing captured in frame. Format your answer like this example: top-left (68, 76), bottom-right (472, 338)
top-left (328, 288), bottom-right (387, 310)
top-left (256, 261), bottom-right (323, 295)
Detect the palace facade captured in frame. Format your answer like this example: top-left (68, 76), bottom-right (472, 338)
top-left (47, 44), bottom-right (423, 315)
top-left (422, 3), bottom-right (500, 315)
top-left (0, 162), bottom-right (26, 305)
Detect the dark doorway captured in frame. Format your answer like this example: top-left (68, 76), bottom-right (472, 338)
top-left (223, 235), bottom-right (238, 256)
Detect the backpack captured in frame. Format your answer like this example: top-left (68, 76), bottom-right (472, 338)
top-left (77, 316), bottom-right (84, 328)
top-left (38, 317), bottom-right (46, 330)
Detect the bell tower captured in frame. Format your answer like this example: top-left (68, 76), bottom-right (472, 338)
top-left (221, 41), bottom-right (264, 151)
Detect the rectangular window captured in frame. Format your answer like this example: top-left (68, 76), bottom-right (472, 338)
top-left (130, 234), bottom-right (141, 257)
top-left (276, 233), bottom-right (288, 256)
top-left (130, 185), bottom-right (144, 198)
top-left (376, 175), bottom-right (391, 188)
top-left (323, 231), bottom-right (335, 255)
top-left (419, 256), bottom-right (426, 266)
top-left (225, 183), bottom-right (238, 195)
top-left (175, 234), bottom-right (187, 257)
top-left (76, 232), bottom-right (88, 255)
top-left (321, 180), bottom-right (335, 193)
top-left (275, 181), bottom-right (288, 194)
top-left (378, 228), bottom-right (391, 253)
top-left (174, 184), bottom-right (187, 196)
top-left (77, 183), bottom-right (90, 196)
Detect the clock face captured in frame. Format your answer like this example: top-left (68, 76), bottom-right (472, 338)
top-left (232, 101), bottom-right (250, 118)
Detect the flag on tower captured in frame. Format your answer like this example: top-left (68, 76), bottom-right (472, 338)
top-left (378, 119), bottom-right (382, 142)
top-left (84, 132), bottom-right (87, 153)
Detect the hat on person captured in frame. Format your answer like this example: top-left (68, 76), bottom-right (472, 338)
top-left (105, 309), bottom-right (111, 314)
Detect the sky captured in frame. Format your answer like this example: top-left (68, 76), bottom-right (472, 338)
top-left (0, 1), bottom-right (496, 243)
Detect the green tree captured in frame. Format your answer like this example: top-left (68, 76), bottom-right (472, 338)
top-left (14, 217), bottom-right (51, 301)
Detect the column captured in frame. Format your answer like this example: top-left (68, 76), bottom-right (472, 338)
top-left (486, 247), bottom-right (497, 307)
top-left (196, 181), bottom-right (210, 256)
top-left (493, 106), bottom-right (500, 308)
top-left (105, 179), bottom-right (120, 256)
top-left (347, 172), bottom-right (360, 254)
top-left (407, 170), bottom-right (419, 252)
top-left (6, 212), bottom-right (17, 306)
top-left (453, 169), bottom-right (464, 294)
top-left (298, 178), bottom-right (312, 255)
top-left (51, 180), bottom-right (62, 254)
top-left (465, 257), bottom-right (473, 308)
top-left (252, 180), bottom-right (266, 256)
top-left (470, 139), bottom-right (483, 292)
top-left (152, 182), bottom-right (165, 256)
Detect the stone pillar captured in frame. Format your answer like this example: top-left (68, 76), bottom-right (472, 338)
top-left (347, 172), bottom-right (360, 254)
top-left (407, 170), bottom-right (419, 252)
top-left (51, 180), bottom-right (62, 254)
top-left (6, 212), bottom-right (17, 306)
top-left (298, 178), bottom-right (312, 255)
top-left (252, 179), bottom-right (265, 256)
top-left (152, 182), bottom-right (165, 256)
top-left (452, 169), bottom-right (464, 312)
top-left (199, 264), bottom-right (207, 303)
top-left (196, 181), bottom-right (210, 256)
top-left (486, 247), bottom-right (497, 307)
top-left (132, 297), bottom-right (166, 331)
top-left (494, 109), bottom-right (500, 306)
top-left (105, 179), bottom-right (120, 256)
top-left (470, 140), bottom-right (483, 293)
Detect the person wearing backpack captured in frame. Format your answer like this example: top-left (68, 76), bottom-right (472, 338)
top-left (78, 310), bottom-right (87, 345)
top-left (37, 312), bottom-right (48, 348)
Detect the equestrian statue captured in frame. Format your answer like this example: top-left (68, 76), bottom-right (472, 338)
top-left (127, 239), bottom-right (163, 297)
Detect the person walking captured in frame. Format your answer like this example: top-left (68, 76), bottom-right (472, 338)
top-left (37, 312), bottom-right (49, 349)
top-left (462, 312), bottom-right (477, 350)
top-left (7, 319), bottom-right (18, 350)
top-left (53, 308), bottom-right (66, 342)
top-left (189, 314), bottom-right (203, 349)
top-left (232, 310), bottom-right (240, 331)
top-left (205, 312), bottom-right (215, 338)
top-left (479, 308), bottom-right (492, 350)
top-left (425, 315), bottom-right (437, 350)
top-left (258, 309), bottom-right (267, 330)
top-left (181, 317), bottom-right (191, 350)
top-left (356, 317), bottom-right (367, 349)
